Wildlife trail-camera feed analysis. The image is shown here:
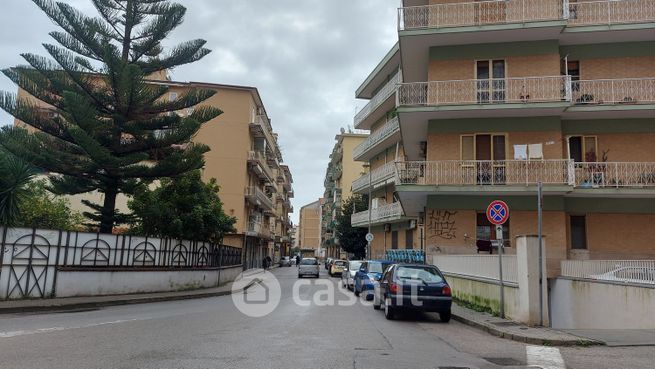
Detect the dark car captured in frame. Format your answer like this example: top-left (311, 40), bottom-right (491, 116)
top-left (353, 260), bottom-right (393, 300)
top-left (324, 258), bottom-right (333, 270)
top-left (372, 264), bottom-right (452, 322)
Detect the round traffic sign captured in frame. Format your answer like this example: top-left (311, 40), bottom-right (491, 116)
top-left (486, 200), bottom-right (510, 225)
top-left (365, 233), bottom-right (374, 242)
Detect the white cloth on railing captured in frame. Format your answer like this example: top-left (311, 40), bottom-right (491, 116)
top-left (513, 145), bottom-right (528, 160)
top-left (528, 144), bottom-right (543, 160)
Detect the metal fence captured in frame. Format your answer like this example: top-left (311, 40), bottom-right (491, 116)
top-left (561, 260), bottom-right (655, 285)
top-left (0, 227), bottom-right (243, 299)
top-left (432, 254), bottom-right (518, 285)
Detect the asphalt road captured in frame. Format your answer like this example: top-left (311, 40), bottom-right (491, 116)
top-left (0, 266), bottom-right (653, 369)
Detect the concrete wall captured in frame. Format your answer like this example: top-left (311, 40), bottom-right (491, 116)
top-left (55, 266), bottom-right (243, 298)
top-left (446, 274), bottom-right (520, 320)
top-left (550, 278), bottom-right (655, 329)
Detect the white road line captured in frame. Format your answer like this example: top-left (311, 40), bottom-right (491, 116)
top-left (0, 318), bottom-right (141, 338)
top-left (527, 345), bottom-right (566, 369)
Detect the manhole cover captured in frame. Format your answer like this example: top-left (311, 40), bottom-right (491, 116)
top-left (484, 357), bottom-right (525, 366)
top-left (491, 321), bottom-right (521, 327)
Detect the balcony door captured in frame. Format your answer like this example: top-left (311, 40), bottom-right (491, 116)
top-left (462, 134), bottom-right (507, 185)
top-left (477, 60), bottom-right (506, 103)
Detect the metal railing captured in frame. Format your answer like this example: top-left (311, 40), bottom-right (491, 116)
top-left (568, 0), bottom-right (655, 26)
top-left (245, 186), bottom-right (275, 210)
top-left (573, 78), bottom-right (655, 105)
top-left (561, 260), bottom-right (655, 285)
top-left (247, 221), bottom-right (272, 239)
top-left (353, 117), bottom-right (401, 160)
top-left (398, 0), bottom-right (565, 30)
top-left (354, 72), bottom-right (401, 128)
top-left (432, 254), bottom-right (518, 285)
top-left (248, 150), bottom-right (276, 182)
top-left (352, 162), bottom-right (397, 193)
top-left (574, 162), bottom-right (655, 188)
top-left (351, 202), bottom-right (404, 227)
top-left (396, 160), bottom-right (575, 186)
top-left (398, 76), bottom-right (571, 106)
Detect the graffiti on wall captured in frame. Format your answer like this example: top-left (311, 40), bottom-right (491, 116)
top-left (427, 210), bottom-right (457, 241)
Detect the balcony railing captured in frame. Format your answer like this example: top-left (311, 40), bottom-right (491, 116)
top-left (351, 202), bottom-right (404, 227)
top-left (247, 221), bottom-right (272, 239)
top-left (245, 186), bottom-right (275, 210)
top-left (396, 160), bottom-right (655, 189)
top-left (574, 162), bottom-right (655, 188)
top-left (572, 79), bottom-right (655, 105)
top-left (354, 72), bottom-right (401, 128)
top-left (248, 150), bottom-right (276, 182)
top-left (398, 0), bottom-right (565, 31)
top-left (353, 117), bottom-right (401, 160)
top-left (352, 162), bottom-right (397, 193)
top-left (398, 76), bottom-right (571, 106)
top-left (396, 160), bottom-right (575, 186)
top-left (568, 0), bottom-right (655, 26)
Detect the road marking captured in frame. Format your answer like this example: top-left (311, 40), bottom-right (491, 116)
top-left (526, 345), bottom-right (566, 369)
top-left (0, 318), bottom-right (141, 338)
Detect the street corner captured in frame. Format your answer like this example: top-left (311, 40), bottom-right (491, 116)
top-left (231, 270), bottom-right (281, 318)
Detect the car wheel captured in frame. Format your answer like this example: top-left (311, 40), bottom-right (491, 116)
top-left (384, 298), bottom-right (395, 320)
top-left (298, 274), bottom-right (302, 278)
top-left (439, 311), bottom-right (451, 323)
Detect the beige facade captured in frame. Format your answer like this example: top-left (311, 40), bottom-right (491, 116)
top-left (299, 200), bottom-right (321, 255)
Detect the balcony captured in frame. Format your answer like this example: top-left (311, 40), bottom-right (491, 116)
top-left (245, 186), bottom-right (275, 211)
top-left (352, 162), bottom-right (397, 194)
top-left (395, 160), bottom-right (655, 190)
top-left (572, 79), bottom-right (655, 106)
top-left (398, 0), bottom-right (565, 31)
top-left (354, 72), bottom-right (401, 129)
top-left (351, 202), bottom-right (405, 227)
top-left (249, 115), bottom-right (281, 161)
top-left (248, 151), bottom-right (275, 183)
top-left (246, 221), bottom-right (272, 239)
top-left (398, 76), bottom-right (571, 108)
top-left (568, 0), bottom-right (655, 27)
top-left (353, 117), bottom-right (401, 161)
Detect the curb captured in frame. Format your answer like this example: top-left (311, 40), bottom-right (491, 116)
top-left (451, 312), bottom-right (603, 347)
top-left (0, 279), bottom-right (261, 315)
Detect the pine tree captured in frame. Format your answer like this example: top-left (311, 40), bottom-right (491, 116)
top-left (0, 0), bottom-right (221, 233)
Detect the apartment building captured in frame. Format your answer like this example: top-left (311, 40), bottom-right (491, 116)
top-left (15, 76), bottom-right (294, 270)
top-left (322, 132), bottom-right (368, 259)
top-left (356, 0), bottom-right (655, 274)
top-left (299, 200), bottom-right (322, 256)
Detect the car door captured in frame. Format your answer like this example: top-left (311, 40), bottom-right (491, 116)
top-left (379, 265), bottom-right (394, 301)
top-left (356, 262), bottom-right (367, 290)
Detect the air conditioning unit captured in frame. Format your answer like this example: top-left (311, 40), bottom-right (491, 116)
top-left (409, 219), bottom-right (417, 230)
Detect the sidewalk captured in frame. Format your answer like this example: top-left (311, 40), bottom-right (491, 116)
top-left (0, 269), bottom-right (266, 315)
top-left (451, 303), bottom-right (601, 346)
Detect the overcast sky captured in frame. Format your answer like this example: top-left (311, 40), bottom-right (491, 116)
top-left (0, 0), bottom-right (398, 224)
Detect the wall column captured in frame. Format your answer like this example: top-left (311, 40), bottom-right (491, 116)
top-left (516, 235), bottom-right (549, 326)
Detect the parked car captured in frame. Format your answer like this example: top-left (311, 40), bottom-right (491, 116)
top-left (279, 256), bottom-right (292, 267)
top-left (354, 260), bottom-right (393, 300)
top-left (324, 258), bottom-right (333, 270)
top-left (373, 264), bottom-right (452, 322)
top-left (590, 266), bottom-right (655, 285)
top-left (298, 258), bottom-right (320, 278)
top-left (329, 260), bottom-right (347, 277)
top-left (341, 260), bottom-right (362, 290)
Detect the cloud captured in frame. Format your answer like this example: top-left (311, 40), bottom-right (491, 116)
top-left (0, 0), bottom-right (399, 224)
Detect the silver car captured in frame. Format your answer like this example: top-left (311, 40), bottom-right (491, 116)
top-left (298, 258), bottom-right (320, 278)
top-left (341, 260), bottom-right (363, 290)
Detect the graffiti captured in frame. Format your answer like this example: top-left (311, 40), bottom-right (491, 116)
top-left (427, 210), bottom-right (457, 240)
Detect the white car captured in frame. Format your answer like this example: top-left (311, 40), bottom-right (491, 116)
top-left (341, 260), bottom-right (363, 290)
top-left (590, 266), bottom-right (655, 285)
top-left (279, 256), bottom-right (292, 267)
top-left (298, 258), bottom-right (320, 278)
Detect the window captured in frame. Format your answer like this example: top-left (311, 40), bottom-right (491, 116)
top-left (405, 229), bottom-right (414, 250)
top-left (396, 266), bottom-right (444, 283)
top-left (462, 134), bottom-right (508, 184)
top-left (461, 135), bottom-right (474, 161)
top-left (568, 136), bottom-right (598, 162)
top-left (476, 60), bottom-right (506, 103)
top-left (391, 231), bottom-right (398, 249)
top-left (477, 213), bottom-right (510, 247)
top-left (570, 215), bottom-right (587, 250)
top-left (568, 61), bottom-right (580, 91)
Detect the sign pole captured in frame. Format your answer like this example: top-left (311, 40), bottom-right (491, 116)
top-left (496, 225), bottom-right (505, 319)
top-left (538, 181), bottom-right (544, 326)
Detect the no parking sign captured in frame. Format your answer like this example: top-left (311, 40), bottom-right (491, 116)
top-left (486, 200), bottom-right (509, 225)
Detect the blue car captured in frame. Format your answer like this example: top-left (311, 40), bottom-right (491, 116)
top-left (353, 260), bottom-right (393, 300)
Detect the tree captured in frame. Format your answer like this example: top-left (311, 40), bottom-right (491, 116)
top-left (0, 0), bottom-right (222, 233)
top-left (15, 180), bottom-right (85, 231)
top-left (335, 195), bottom-right (368, 259)
top-left (128, 170), bottom-right (236, 243)
top-left (0, 150), bottom-right (37, 225)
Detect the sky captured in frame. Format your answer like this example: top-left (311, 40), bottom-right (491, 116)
top-left (0, 0), bottom-right (399, 224)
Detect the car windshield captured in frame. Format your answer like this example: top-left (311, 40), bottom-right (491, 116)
top-left (396, 266), bottom-right (444, 283)
top-left (300, 259), bottom-right (317, 265)
top-left (334, 260), bottom-right (346, 266)
top-left (349, 261), bottom-right (362, 270)
top-left (368, 262), bottom-right (390, 274)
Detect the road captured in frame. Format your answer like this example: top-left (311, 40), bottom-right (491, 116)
top-left (0, 266), bottom-right (653, 369)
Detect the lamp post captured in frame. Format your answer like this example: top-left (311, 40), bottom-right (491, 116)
top-left (367, 161), bottom-right (372, 259)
